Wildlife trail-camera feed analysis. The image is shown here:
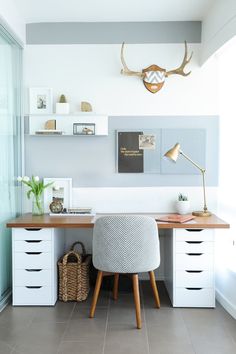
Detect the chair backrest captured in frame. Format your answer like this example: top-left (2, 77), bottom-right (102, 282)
top-left (92, 215), bottom-right (160, 273)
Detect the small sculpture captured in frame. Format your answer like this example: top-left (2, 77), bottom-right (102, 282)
top-left (44, 119), bottom-right (56, 130)
top-left (81, 101), bottom-right (92, 112)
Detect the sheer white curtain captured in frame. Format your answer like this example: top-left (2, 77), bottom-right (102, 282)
top-left (0, 30), bottom-right (22, 303)
top-left (216, 37), bottom-right (236, 272)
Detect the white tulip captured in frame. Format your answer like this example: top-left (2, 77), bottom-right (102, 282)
top-left (23, 176), bottom-right (30, 182)
top-left (17, 176), bottom-right (22, 182)
top-left (34, 176), bottom-right (40, 182)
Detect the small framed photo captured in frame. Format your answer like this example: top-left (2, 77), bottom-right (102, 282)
top-left (29, 87), bottom-right (53, 114)
top-left (43, 177), bottom-right (72, 213)
top-left (139, 134), bottom-right (156, 150)
top-left (73, 123), bottom-right (95, 135)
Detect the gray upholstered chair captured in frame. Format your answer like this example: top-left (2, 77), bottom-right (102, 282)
top-left (89, 215), bottom-right (160, 329)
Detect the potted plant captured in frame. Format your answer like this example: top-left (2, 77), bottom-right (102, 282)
top-left (176, 193), bottom-right (190, 215)
top-left (56, 94), bottom-right (70, 114)
top-left (17, 176), bottom-right (53, 215)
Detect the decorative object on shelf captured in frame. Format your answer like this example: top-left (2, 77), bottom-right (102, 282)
top-left (56, 94), bottom-right (70, 114)
top-left (28, 114), bottom-right (108, 136)
top-left (29, 87), bottom-right (53, 114)
top-left (120, 41), bottom-right (193, 93)
top-left (45, 119), bottom-right (56, 130)
top-left (35, 119), bottom-right (62, 135)
top-left (17, 175), bottom-right (53, 215)
top-left (176, 193), bottom-right (190, 215)
top-left (35, 130), bottom-right (63, 135)
top-left (73, 123), bottom-right (95, 135)
top-left (164, 143), bottom-right (211, 217)
top-left (81, 101), bottom-right (92, 112)
top-left (49, 200), bottom-right (63, 214)
top-left (44, 177), bottom-right (72, 213)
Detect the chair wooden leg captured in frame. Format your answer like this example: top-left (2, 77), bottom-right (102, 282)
top-left (132, 274), bottom-right (142, 329)
top-left (149, 271), bottom-right (160, 308)
top-left (113, 273), bottom-right (119, 301)
top-left (89, 270), bottom-right (103, 318)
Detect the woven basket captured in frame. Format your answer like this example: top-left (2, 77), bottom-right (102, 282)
top-left (58, 241), bottom-right (91, 302)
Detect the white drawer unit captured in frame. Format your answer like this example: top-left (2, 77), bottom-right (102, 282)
top-left (14, 240), bottom-right (51, 253)
top-left (175, 241), bottom-right (213, 254)
top-left (14, 252), bottom-right (52, 269)
top-left (175, 270), bottom-right (214, 288)
top-left (175, 288), bottom-right (215, 308)
top-left (175, 228), bottom-right (214, 241)
top-left (175, 253), bottom-right (214, 271)
top-left (14, 269), bottom-right (51, 286)
top-left (164, 228), bottom-right (215, 308)
top-left (13, 228), bottom-right (52, 241)
top-left (12, 228), bottom-right (65, 306)
top-left (14, 286), bottom-right (53, 306)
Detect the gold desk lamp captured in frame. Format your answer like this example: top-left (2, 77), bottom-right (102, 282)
top-left (164, 143), bottom-right (211, 217)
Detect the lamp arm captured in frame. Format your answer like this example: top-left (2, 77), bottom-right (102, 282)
top-left (180, 150), bottom-right (208, 212)
top-left (179, 151), bottom-right (205, 173)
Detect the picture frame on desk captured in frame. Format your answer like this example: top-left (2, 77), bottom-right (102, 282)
top-left (29, 87), bottom-right (53, 115)
top-left (43, 177), bottom-right (72, 213)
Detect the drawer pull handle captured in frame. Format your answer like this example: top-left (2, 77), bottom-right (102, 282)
top-left (25, 252), bottom-right (42, 255)
top-left (25, 240), bottom-right (42, 243)
top-left (186, 253), bottom-right (203, 256)
top-left (185, 270), bottom-right (203, 273)
top-left (185, 287), bottom-right (202, 290)
top-left (25, 228), bottom-right (42, 231)
top-left (186, 229), bottom-right (203, 232)
top-left (186, 241), bottom-right (203, 244)
top-left (25, 286), bottom-right (42, 289)
top-left (25, 269), bottom-right (42, 272)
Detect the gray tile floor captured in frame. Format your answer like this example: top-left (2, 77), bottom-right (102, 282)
top-left (0, 281), bottom-right (236, 354)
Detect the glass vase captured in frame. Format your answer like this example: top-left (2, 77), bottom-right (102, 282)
top-left (32, 195), bottom-right (44, 215)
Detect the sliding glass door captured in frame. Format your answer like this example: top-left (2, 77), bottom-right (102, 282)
top-left (0, 25), bottom-right (22, 307)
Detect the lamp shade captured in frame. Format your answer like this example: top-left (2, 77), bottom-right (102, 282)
top-left (164, 143), bottom-right (181, 162)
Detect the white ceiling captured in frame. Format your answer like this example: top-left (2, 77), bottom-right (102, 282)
top-left (13, 0), bottom-right (214, 23)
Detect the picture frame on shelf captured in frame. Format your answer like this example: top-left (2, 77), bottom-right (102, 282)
top-left (29, 87), bottom-right (53, 115)
top-left (73, 123), bottom-right (95, 135)
top-left (43, 177), bottom-right (72, 213)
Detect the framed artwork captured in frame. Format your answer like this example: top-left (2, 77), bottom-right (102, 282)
top-left (73, 123), bottom-right (95, 135)
top-left (43, 177), bottom-right (72, 213)
top-left (29, 87), bottom-right (53, 114)
top-left (117, 130), bottom-right (161, 174)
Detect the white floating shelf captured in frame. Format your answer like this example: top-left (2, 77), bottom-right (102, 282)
top-left (28, 114), bottom-right (108, 136)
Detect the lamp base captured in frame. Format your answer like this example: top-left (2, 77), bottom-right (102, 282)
top-left (192, 210), bottom-right (212, 217)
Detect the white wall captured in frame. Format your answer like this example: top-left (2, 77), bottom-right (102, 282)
top-left (0, 0), bottom-right (25, 43)
top-left (202, 0), bottom-right (236, 64)
top-left (23, 43), bottom-right (219, 212)
top-left (215, 37), bottom-right (236, 319)
top-left (24, 43), bottom-right (218, 116)
top-left (24, 43), bottom-right (219, 212)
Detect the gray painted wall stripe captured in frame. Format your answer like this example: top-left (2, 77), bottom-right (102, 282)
top-left (26, 21), bottom-right (201, 45)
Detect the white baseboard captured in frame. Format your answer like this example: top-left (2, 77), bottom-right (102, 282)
top-left (216, 288), bottom-right (236, 319)
top-left (0, 290), bottom-right (11, 313)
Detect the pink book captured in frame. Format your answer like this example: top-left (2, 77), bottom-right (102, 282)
top-left (156, 214), bottom-right (195, 223)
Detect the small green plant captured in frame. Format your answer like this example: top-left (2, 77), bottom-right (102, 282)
top-left (59, 94), bottom-right (67, 103)
top-left (178, 193), bottom-right (188, 201)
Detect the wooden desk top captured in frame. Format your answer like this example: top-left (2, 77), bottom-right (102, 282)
top-left (6, 213), bottom-right (230, 229)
